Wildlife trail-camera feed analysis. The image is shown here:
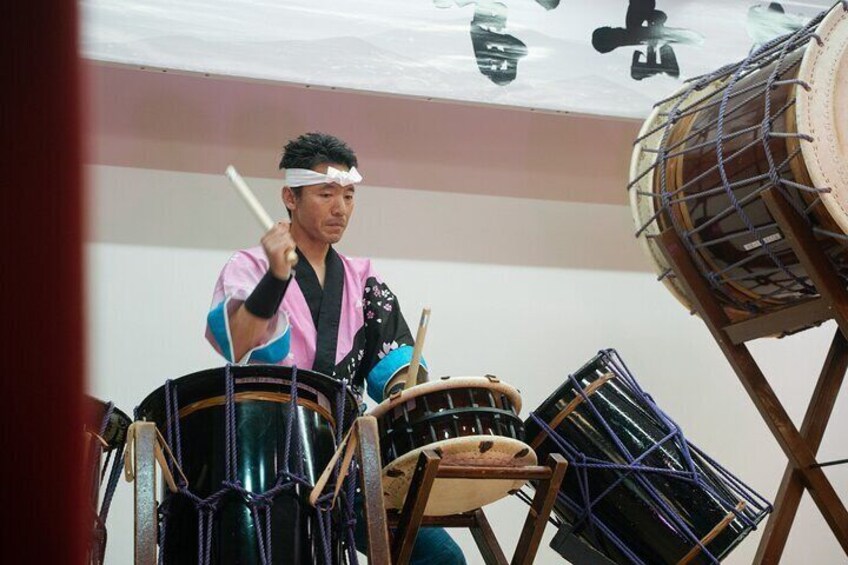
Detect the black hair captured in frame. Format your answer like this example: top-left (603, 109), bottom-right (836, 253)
top-left (278, 132), bottom-right (358, 172)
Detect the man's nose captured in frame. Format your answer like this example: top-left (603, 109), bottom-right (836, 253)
top-left (331, 194), bottom-right (346, 214)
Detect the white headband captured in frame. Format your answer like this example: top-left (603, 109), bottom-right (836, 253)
top-left (284, 166), bottom-right (363, 187)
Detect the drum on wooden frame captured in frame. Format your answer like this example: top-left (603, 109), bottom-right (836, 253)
top-left (630, 4), bottom-right (848, 324)
top-left (525, 350), bottom-right (771, 564)
top-left (136, 365), bottom-right (358, 564)
top-left (369, 375), bottom-right (535, 516)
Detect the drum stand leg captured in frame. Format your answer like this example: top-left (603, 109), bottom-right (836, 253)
top-left (391, 450), bottom-right (442, 565)
top-left (131, 422), bottom-right (158, 565)
top-left (512, 454), bottom-right (567, 565)
top-left (355, 416), bottom-right (392, 564)
top-left (655, 187), bottom-right (848, 563)
top-left (469, 508), bottom-right (509, 565)
top-left (755, 329), bottom-right (848, 563)
top-left (386, 452), bottom-right (567, 565)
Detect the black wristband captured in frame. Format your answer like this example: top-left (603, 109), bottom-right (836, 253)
top-left (244, 270), bottom-right (290, 319)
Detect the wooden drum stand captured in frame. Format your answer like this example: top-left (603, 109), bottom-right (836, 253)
top-left (126, 416), bottom-right (567, 565)
top-left (655, 187), bottom-right (848, 562)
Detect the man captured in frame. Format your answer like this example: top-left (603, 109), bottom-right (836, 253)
top-left (206, 132), bottom-right (465, 564)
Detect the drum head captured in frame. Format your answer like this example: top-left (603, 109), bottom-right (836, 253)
top-left (798, 5), bottom-right (848, 235)
top-left (629, 81), bottom-right (722, 313)
top-left (382, 435), bottom-right (536, 516)
top-left (629, 91), bottom-right (692, 312)
top-left (369, 375), bottom-right (523, 417)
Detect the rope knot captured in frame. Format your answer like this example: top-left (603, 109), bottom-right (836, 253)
top-left (197, 499), bottom-right (219, 513)
top-left (706, 271), bottom-right (722, 288)
top-left (313, 491), bottom-right (335, 512)
top-left (249, 492), bottom-right (275, 510)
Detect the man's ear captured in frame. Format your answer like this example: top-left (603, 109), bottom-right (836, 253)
top-left (282, 186), bottom-right (296, 212)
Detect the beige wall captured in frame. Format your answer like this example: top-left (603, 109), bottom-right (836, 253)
top-left (85, 63), bottom-right (641, 205)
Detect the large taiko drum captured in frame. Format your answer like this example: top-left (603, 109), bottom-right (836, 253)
top-left (630, 4), bottom-right (848, 321)
top-left (136, 365), bottom-right (358, 564)
top-left (369, 376), bottom-right (536, 516)
top-left (525, 350), bottom-right (771, 564)
top-left (84, 397), bottom-right (131, 565)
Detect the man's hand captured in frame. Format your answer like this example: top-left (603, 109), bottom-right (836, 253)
top-left (262, 221), bottom-right (297, 280)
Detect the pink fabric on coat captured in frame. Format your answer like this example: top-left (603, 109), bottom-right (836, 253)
top-left (207, 245), bottom-right (382, 369)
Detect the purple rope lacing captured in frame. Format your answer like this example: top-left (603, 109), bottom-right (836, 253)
top-left (336, 378), bottom-right (362, 565)
top-left (97, 404), bottom-right (114, 459)
top-left (710, 22), bottom-right (815, 296)
top-left (334, 378), bottom-right (360, 565)
top-left (156, 365), bottom-right (359, 565)
top-left (528, 349), bottom-right (772, 564)
top-left (96, 402), bottom-right (126, 525)
top-left (311, 376), bottom-right (360, 565)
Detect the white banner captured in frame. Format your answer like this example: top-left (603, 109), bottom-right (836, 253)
top-left (81, 0), bottom-right (831, 118)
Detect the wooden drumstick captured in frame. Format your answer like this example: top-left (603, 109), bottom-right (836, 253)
top-left (225, 165), bottom-right (298, 266)
top-left (404, 308), bottom-right (430, 390)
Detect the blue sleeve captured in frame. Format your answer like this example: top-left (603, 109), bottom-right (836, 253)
top-left (366, 345), bottom-right (427, 402)
top-left (206, 297), bottom-right (291, 364)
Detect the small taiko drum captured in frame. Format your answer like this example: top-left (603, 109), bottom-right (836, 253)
top-left (369, 376), bottom-right (535, 516)
top-left (630, 4), bottom-right (848, 323)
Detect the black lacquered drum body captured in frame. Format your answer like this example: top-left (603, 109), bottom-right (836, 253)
top-left (376, 379), bottom-right (524, 465)
top-left (526, 351), bottom-right (770, 564)
top-left (136, 365), bottom-right (357, 565)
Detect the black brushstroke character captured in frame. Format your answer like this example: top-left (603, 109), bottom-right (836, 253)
top-left (436, 0), bottom-right (555, 85)
top-left (746, 3), bottom-right (807, 50)
top-left (534, 0), bottom-right (561, 9)
top-left (592, 0), bottom-right (703, 80)
top-left (470, 2), bottom-right (528, 85)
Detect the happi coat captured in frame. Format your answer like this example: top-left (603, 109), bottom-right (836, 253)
top-left (205, 246), bottom-right (420, 402)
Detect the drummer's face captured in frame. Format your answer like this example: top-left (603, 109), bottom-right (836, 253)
top-left (286, 162), bottom-right (356, 245)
